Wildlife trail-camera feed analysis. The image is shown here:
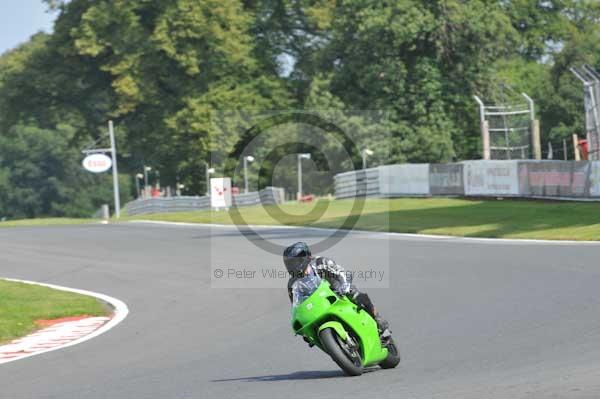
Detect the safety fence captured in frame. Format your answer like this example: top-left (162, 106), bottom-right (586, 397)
top-left (124, 186), bottom-right (285, 216)
top-left (335, 160), bottom-right (600, 200)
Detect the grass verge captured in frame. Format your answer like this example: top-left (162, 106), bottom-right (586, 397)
top-left (125, 197), bottom-right (600, 241)
top-left (0, 218), bottom-right (96, 228)
top-left (0, 280), bottom-right (109, 344)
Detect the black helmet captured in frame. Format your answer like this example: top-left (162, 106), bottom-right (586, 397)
top-left (283, 242), bottom-right (311, 275)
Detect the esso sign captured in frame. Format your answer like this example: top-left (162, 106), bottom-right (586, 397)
top-left (82, 153), bottom-right (112, 173)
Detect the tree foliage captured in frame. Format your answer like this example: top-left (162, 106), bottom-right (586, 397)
top-left (0, 124), bottom-right (132, 218)
top-left (1, 0), bottom-right (600, 217)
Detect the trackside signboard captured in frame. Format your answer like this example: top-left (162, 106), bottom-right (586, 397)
top-left (518, 161), bottom-right (590, 197)
top-left (82, 153), bottom-right (112, 173)
top-left (211, 177), bottom-right (232, 208)
top-left (590, 162), bottom-right (600, 197)
top-left (430, 163), bottom-right (465, 195)
top-left (379, 164), bottom-right (430, 195)
top-left (464, 161), bottom-right (519, 196)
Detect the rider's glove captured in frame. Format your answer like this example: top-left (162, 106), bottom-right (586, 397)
top-left (347, 286), bottom-right (363, 307)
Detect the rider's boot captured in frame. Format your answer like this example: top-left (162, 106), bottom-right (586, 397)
top-left (375, 315), bottom-right (392, 344)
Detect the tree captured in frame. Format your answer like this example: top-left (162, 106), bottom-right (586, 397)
top-left (303, 0), bottom-right (517, 161)
top-left (0, 124), bottom-right (132, 219)
top-left (4, 0), bottom-right (600, 213)
top-left (2, 0), bottom-right (291, 197)
top-left (496, 0), bottom-right (600, 148)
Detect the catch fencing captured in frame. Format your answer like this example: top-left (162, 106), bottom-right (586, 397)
top-left (571, 66), bottom-right (600, 160)
top-left (124, 186), bottom-right (285, 216)
top-left (335, 160), bottom-right (600, 201)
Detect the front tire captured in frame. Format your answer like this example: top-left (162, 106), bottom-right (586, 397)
top-left (319, 328), bottom-right (363, 376)
top-left (379, 337), bottom-right (401, 369)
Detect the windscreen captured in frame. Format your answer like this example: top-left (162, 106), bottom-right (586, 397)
top-left (292, 273), bottom-right (322, 307)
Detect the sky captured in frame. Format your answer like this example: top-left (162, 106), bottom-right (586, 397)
top-left (0, 0), bottom-right (57, 54)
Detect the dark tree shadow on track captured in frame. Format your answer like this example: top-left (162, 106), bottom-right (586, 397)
top-left (212, 368), bottom-right (378, 382)
top-left (194, 227), bottom-right (349, 241)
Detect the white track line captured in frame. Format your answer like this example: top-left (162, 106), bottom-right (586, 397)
top-left (0, 278), bottom-right (129, 365)
top-left (126, 220), bottom-right (600, 246)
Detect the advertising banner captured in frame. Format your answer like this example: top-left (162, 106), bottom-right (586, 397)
top-left (210, 177), bottom-right (232, 208)
top-left (379, 164), bottom-right (430, 196)
top-left (464, 161), bottom-right (519, 196)
top-left (430, 164), bottom-right (464, 195)
top-left (518, 161), bottom-right (590, 197)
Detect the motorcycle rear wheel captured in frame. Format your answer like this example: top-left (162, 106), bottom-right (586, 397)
top-left (319, 328), bottom-right (363, 376)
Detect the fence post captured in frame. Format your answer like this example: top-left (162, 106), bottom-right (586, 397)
top-left (573, 134), bottom-right (581, 161)
top-left (481, 120), bottom-right (491, 160)
top-left (532, 120), bottom-right (542, 160)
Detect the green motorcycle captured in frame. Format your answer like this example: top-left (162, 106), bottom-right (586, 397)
top-left (291, 271), bottom-right (401, 376)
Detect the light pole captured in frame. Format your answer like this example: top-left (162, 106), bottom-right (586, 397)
top-left (206, 165), bottom-right (215, 196)
top-left (362, 148), bottom-right (374, 169)
top-left (108, 121), bottom-right (121, 218)
top-left (243, 155), bottom-right (255, 194)
top-left (143, 166), bottom-right (152, 197)
top-left (297, 153), bottom-right (311, 200)
top-left (135, 173), bottom-right (144, 199)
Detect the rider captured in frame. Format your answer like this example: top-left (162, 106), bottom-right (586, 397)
top-left (284, 241), bottom-right (390, 338)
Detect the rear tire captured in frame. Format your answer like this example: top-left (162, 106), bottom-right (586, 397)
top-left (379, 337), bottom-right (401, 369)
top-left (319, 328), bottom-right (363, 376)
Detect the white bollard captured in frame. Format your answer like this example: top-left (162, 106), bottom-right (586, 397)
top-left (101, 204), bottom-right (110, 224)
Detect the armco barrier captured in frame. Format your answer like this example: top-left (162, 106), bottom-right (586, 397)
top-left (334, 160), bottom-right (600, 201)
top-left (124, 186), bottom-right (284, 216)
top-left (124, 196), bottom-right (210, 215)
top-left (429, 163), bottom-right (464, 195)
top-left (126, 161), bottom-right (600, 216)
top-left (334, 169), bottom-right (380, 199)
top-left (336, 165), bottom-right (429, 198)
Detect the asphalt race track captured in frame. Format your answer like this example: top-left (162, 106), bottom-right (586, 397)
top-left (1, 223), bottom-right (600, 398)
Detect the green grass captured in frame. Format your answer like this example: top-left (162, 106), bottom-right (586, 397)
top-left (0, 218), bottom-right (96, 228)
top-left (126, 197), bottom-right (600, 241)
top-left (0, 280), bottom-right (108, 344)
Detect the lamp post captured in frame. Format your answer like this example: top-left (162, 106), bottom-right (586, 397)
top-left (143, 166), bottom-right (152, 198)
top-left (362, 148), bottom-right (374, 169)
top-left (135, 173), bottom-right (144, 199)
top-left (108, 121), bottom-right (120, 218)
top-left (297, 153), bottom-right (311, 200)
top-left (206, 165), bottom-right (215, 196)
top-left (243, 155), bottom-right (255, 194)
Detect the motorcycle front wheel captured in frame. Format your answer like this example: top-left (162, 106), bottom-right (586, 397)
top-left (319, 328), bottom-right (363, 376)
top-left (379, 337), bottom-right (401, 369)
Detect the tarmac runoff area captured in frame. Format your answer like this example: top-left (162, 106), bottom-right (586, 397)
top-left (0, 222), bottom-right (599, 398)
